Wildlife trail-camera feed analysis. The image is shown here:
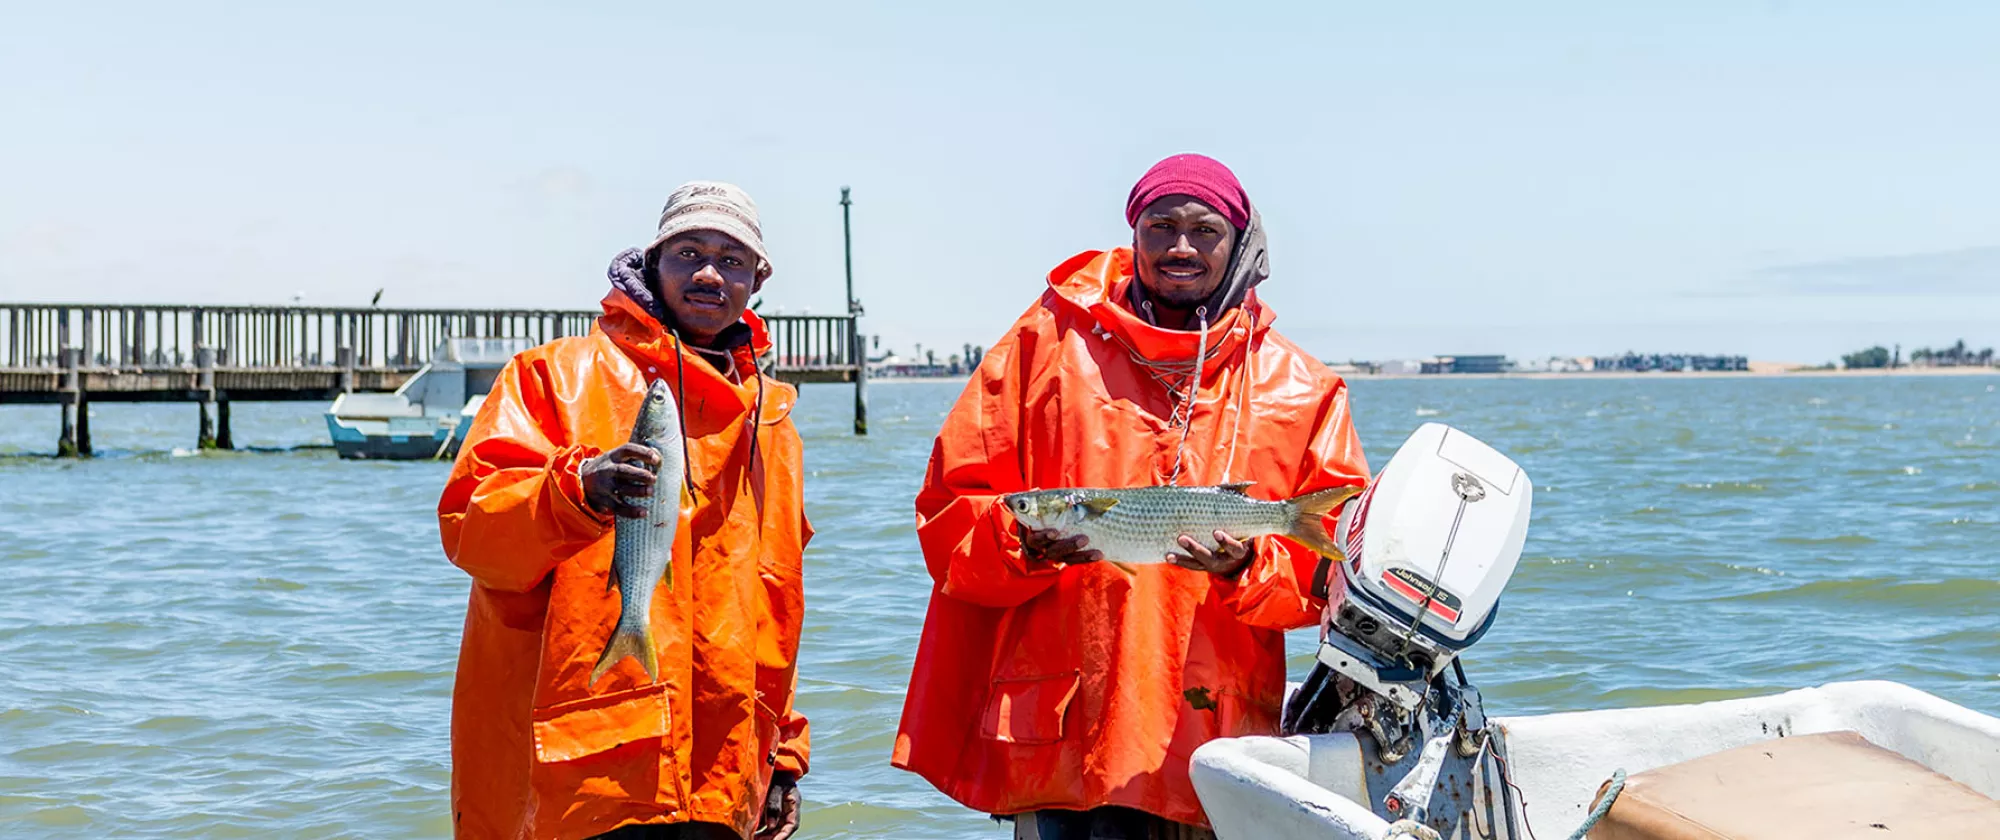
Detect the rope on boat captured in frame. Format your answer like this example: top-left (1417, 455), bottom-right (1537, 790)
top-left (1563, 768), bottom-right (1627, 840)
top-left (432, 419), bottom-right (461, 461)
top-left (1383, 819), bottom-right (1441, 840)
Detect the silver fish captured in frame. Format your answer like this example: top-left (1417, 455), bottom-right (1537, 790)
top-left (590, 378), bottom-right (687, 687)
top-left (1002, 483), bottom-right (1359, 566)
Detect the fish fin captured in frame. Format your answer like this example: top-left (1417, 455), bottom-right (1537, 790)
top-left (1110, 561), bottom-right (1140, 576)
top-left (638, 631), bottom-right (659, 681)
top-left (588, 621), bottom-right (660, 687)
top-left (1286, 485), bottom-right (1365, 560)
top-left (1217, 481), bottom-right (1255, 494)
top-left (1081, 497), bottom-right (1119, 517)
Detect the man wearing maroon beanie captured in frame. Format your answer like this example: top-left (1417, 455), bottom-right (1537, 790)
top-left (895, 154), bottom-right (1370, 839)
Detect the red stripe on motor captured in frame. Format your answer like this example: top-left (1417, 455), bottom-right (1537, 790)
top-left (1382, 573), bottom-right (1462, 623)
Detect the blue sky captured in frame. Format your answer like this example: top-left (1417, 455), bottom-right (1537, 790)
top-left (3, 1), bottom-right (1996, 364)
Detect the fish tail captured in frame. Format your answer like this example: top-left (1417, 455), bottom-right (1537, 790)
top-left (1285, 485), bottom-right (1364, 560)
top-left (588, 620), bottom-right (659, 687)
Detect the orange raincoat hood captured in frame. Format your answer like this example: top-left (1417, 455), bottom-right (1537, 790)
top-left (893, 248), bottom-right (1367, 826)
top-left (439, 288), bottom-right (809, 840)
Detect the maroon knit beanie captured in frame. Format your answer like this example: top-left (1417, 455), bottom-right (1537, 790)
top-left (1124, 153), bottom-right (1251, 230)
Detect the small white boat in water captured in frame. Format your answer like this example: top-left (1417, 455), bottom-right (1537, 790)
top-left (325, 337), bottom-right (530, 460)
top-left (1193, 680), bottom-right (2000, 839)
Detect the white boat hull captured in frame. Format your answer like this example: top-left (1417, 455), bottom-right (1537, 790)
top-left (1191, 680), bottom-right (2000, 839)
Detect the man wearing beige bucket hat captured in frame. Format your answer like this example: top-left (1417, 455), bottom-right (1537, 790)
top-left (440, 181), bottom-right (812, 840)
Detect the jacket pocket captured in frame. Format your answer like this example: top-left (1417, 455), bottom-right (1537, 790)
top-left (979, 671), bottom-right (1080, 745)
top-left (531, 683), bottom-right (670, 763)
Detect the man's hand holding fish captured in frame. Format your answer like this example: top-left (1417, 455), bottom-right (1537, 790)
top-left (581, 441), bottom-right (663, 521)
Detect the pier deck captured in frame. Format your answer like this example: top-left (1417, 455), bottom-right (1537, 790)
top-left (1, 303), bottom-right (864, 454)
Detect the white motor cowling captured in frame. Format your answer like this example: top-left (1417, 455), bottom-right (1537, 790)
top-left (1325, 423), bottom-right (1531, 684)
top-left (1280, 423), bottom-right (1535, 835)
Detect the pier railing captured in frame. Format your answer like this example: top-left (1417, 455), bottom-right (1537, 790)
top-left (765, 314), bottom-right (857, 375)
top-left (2, 304), bottom-right (595, 371)
top-left (0, 303), bottom-right (857, 381)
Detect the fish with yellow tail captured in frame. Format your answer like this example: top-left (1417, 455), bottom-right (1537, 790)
top-left (1002, 483), bottom-right (1362, 566)
top-left (590, 378), bottom-right (687, 687)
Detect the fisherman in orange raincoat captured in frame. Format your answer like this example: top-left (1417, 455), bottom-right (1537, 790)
top-left (893, 154), bottom-right (1370, 838)
top-left (440, 182), bottom-right (809, 840)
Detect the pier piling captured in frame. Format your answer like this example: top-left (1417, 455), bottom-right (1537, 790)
top-left (198, 401), bottom-right (218, 450)
top-left (75, 396), bottom-right (92, 457)
top-left (216, 400), bottom-right (233, 451)
top-left (57, 341), bottom-right (85, 457)
top-left (196, 341), bottom-right (218, 450)
top-left (59, 399), bottom-right (79, 457)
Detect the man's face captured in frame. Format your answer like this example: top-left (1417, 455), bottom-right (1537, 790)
top-left (1132, 195), bottom-right (1236, 312)
top-left (652, 229), bottom-right (761, 345)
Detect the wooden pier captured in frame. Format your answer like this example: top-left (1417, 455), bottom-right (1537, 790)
top-left (0, 303), bottom-right (865, 455)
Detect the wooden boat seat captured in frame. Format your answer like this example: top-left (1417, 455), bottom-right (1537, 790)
top-left (1586, 730), bottom-right (2000, 838)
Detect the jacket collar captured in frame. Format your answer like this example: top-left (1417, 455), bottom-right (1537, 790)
top-left (1045, 247), bottom-right (1271, 376)
top-left (596, 288), bottom-right (782, 420)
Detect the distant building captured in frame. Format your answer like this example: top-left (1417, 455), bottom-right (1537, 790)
top-left (1591, 353), bottom-right (1748, 372)
top-left (867, 343), bottom-right (986, 378)
top-left (1377, 359), bottom-right (1426, 375)
top-left (1454, 355), bottom-right (1510, 374)
top-left (1517, 356), bottom-right (1591, 373)
top-left (1424, 355), bottom-right (1511, 374)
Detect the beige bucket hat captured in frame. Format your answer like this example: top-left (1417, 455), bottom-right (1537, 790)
top-left (645, 181), bottom-right (773, 280)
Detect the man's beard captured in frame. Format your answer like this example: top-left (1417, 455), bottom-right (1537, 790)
top-left (1149, 286), bottom-right (1210, 309)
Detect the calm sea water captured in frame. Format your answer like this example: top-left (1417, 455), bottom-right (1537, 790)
top-left (2, 374), bottom-right (1996, 838)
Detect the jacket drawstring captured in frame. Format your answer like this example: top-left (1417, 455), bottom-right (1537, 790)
top-left (1166, 307), bottom-right (1209, 486)
top-left (1218, 356), bottom-right (1251, 485)
top-left (668, 331), bottom-right (699, 501)
top-left (747, 369), bottom-right (764, 479)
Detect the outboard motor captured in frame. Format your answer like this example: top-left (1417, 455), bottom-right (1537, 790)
top-left (1283, 423), bottom-right (1531, 839)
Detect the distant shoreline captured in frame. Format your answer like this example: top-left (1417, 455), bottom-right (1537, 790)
top-left (861, 376), bottom-right (970, 384)
top-left (844, 367), bottom-right (2000, 385)
top-left (1341, 366), bottom-right (2000, 381)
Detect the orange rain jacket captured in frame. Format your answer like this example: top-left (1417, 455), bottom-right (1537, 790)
top-left (892, 248), bottom-right (1369, 826)
top-left (439, 290), bottom-right (810, 840)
